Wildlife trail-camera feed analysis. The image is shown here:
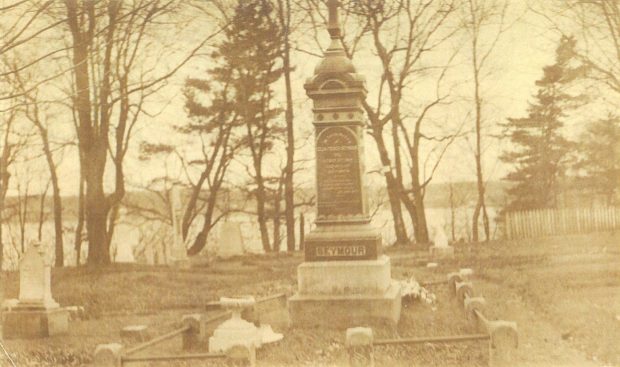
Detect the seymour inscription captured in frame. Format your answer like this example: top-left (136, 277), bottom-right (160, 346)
top-left (316, 126), bottom-right (363, 218)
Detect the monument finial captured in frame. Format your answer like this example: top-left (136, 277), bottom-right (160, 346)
top-left (327, 0), bottom-right (341, 39)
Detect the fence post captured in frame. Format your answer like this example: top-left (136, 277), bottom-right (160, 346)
top-left (447, 273), bottom-right (463, 294)
top-left (346, 327), bottom-right (374, 367)
top-left (181, 314), bottom-right (202, 351)
top-left (488, 320), bottom-right (518, 367)
top-left (455, 281), bottom-right (474, 303)
top-left (464, 296), bottom-right (486, 324)
top-left (93, 343), bottom-right (123, 367)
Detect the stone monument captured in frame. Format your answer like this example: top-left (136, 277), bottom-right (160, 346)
top-left (288, 0), bottom-right (401, 327)
top-left (218, 221), bottom-right (244, 258)
top-left (429, 224), bottom-right (454, 260)
top-left (2, 242), bottom-right (69, 338)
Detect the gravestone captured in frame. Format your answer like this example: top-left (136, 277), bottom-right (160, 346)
top-left (115, 241), bottom-right (135, 263)
top-left (288, 0), bottom-right (401, 327)
top-left (170, 186), bottom-right (189, 266)
top-left (113, 208), bottom-right (136, 263)
top-left (218, 221), bottom-right (244, 258)
top-left (430, 224), bottom-right (454, 260)
top-left (2, 242), bottom-right (69, 338)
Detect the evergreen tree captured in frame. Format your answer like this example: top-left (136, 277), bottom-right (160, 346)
top-left (575, 114), bottom-right (620, 205)
top-left (501, 36), bottom-right (581, 211)
top-left (221, 0), bottom-right (284, 252)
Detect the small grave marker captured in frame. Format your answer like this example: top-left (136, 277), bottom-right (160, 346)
top-left (2, 242), bottom-right (69, 339)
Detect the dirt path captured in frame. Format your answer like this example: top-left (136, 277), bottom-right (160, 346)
top-left (477, 278), bottom-right (601, 367)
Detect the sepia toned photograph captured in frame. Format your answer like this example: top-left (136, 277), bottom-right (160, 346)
top-left (0, 0), bottom-right (619, 366)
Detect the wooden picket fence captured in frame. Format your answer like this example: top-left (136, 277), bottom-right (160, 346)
top-left (504, 206), bottom-right (620, 240)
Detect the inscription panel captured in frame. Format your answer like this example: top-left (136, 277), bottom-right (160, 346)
top-left (305, 239), bottom-right (379, 261)
top-left (316, 126), bottom-right (363, 218)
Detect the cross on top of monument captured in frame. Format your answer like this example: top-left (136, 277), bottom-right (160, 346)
top-left (327, 0), bottom-right (341, 39)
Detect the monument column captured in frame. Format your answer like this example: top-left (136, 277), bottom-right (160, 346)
top-left (288, 0), bottom-right (401, 327)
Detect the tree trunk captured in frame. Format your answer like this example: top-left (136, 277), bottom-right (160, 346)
top-left (273, 195), bottom-right (281, 252)
top-left (449, 183), bottom-right (456, 242)
top-left (282, 4), bottom-right (295, 252)
top-left (38, 183), bottom-right (48, 241)
top-left (410, 162), bottom-right (429, 244)
top-left (255, 179), bottom-right (271, 253)
top-left (368, 122), bottom-right (409, 244)
top-left (75, 173), bottom-right (85, 266)
top-left (389, 115), bottom-right (410, 245)
top-left (85, 154), bottom-right (111, 265)
top-left (470, 10), bottom-right (490, 243)
top-left (0, 141), bottom-right (8, 270)
top-left (299, 213), bottom-right (304, 251)
top-left (38, 127), bottom-right (64, 267)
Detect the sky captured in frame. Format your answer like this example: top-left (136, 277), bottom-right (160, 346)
top-left (2, 0), bottom-right (575, 197)
top-left (131, 0), bottom-right (560, 190)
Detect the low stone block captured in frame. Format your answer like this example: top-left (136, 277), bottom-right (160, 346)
top-left (1, 298), bottom-right (19, 312)
top-left (288, 282), bottom-right (401, 328)
top-left (346, 327), bottom-right (373, 347)
top-left (66, 305), bottom-right (85, 320)
top-left (346, 327), bottom-right (374, 367)
top-left (455, 281), bottom-right (474, 302)
top-left (226, 344), bottom-right (256, 367)
top-left (120, 325), bottom-right (149, 343)
top-left (464, 297), bottom-right (486, 322)
top-left (2, 307), bottom-right (69, 339)
top-left (429, 246), bottom-right (454, 260)
top-left (94, 343), bottom-right (123, 367)
top-left (459, 268), bottom-right (474, 278)
top-left (244, 294), bottom-right (288, 325)
top-left (447, 273), bottom-right (462, 293)
top-left (488, 321), bottom-right (518, 367)
top-left (241, 304), bottom-right (258, 324)
top-left (182, 314), bottom-right (202, 350)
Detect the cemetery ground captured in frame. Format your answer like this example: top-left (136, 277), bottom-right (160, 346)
top-left (1, 232), bottom-right (618, 366)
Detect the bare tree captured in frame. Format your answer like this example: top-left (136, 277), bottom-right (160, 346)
top-left (62, 0), bottom-right (223, 265)
top-left (0, 87), bottom-right (29, 269)
top-left (8, 62), bottom-right (68, 267)
top-left (461, 0), bottom-right (509, 242)
top-left (0, 108), bottom-right (18, 269)
top-left (349, 0), bottom-right (460, 245)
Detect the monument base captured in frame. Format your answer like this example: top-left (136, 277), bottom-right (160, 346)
top-left (430, 246), bottom-right (455, 260)
top-left (288, 283), bottom-right (401, 327)
top-left (2, 306), bottom-right (69, 339)
top-left (288, 255), bottom-right (401, 327)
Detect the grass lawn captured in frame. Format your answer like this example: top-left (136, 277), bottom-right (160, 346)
top-left (1, 232), bottom-right (618, 366)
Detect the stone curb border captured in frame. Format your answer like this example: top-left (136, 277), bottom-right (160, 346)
top-left (451, 270), bottom-right (518, 367)
top-left (344, 269), bottom-right (518, 367)
top-left (93, 313), bottom-right (255, 367)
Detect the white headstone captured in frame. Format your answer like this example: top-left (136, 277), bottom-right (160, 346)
top-left (115, 241), bottom-right (135, 263)
top-left (18, 242), bottom-right (58, 308)
top-left (218, 222), bottom-right (244, 258)
top-left (433, 225), bottom-right (449, 248)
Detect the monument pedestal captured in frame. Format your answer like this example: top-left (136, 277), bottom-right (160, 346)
top-left (2, 305), bottom-right (69, 339)
top-left (289, 255), bottom-right (401, 327)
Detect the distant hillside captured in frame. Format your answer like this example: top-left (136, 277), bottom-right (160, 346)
top-left (1, 181), bottom-right (511, 224)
